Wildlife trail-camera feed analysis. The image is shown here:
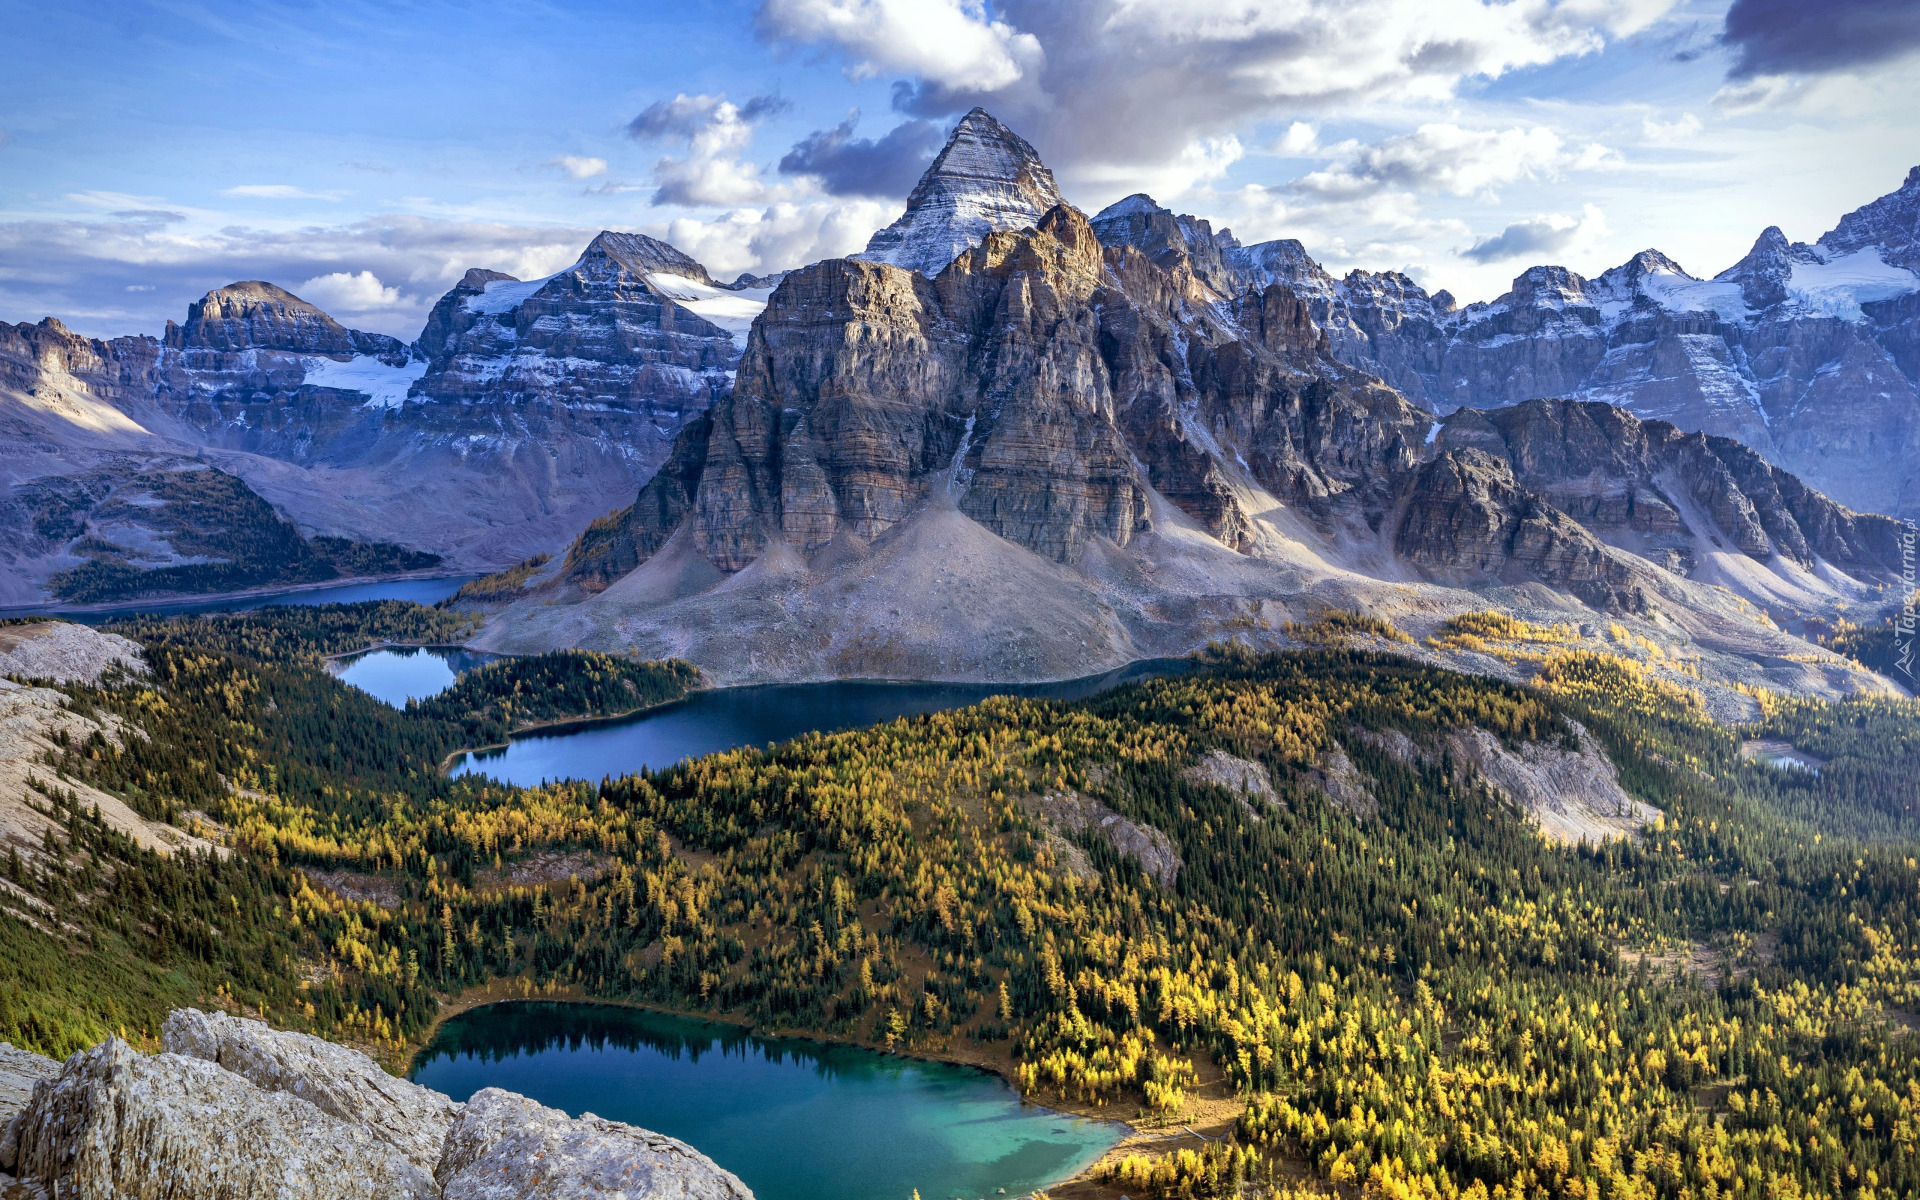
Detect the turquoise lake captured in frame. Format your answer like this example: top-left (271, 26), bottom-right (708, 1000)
top-left (411, 1001), bottom-right (1119, 1200)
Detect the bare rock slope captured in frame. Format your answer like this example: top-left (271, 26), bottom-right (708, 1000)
top-left (1, 1009), bottom-right (753, 1200)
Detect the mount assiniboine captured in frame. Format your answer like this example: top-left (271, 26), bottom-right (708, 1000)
top-left (459, 109), bottom-right (1914, 713)
top-left (4, 107), bottom-right (1917, 711)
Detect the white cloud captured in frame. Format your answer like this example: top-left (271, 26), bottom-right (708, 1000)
top-left (758, 0), bottom-right (1042, 92)
top-left (629, 92), bottom-right (791, 207)
top-left (1640, 112), bottom-right (1703, 142)
top-left (760, 0), bottom-right (1678, 201)
top-left (0, 210), bottom-right (599, 340)
top-left (658, 198), bottom-right (896, 279)
top-left (1270, 122), bottom-right (1319, 157)
top-left (547, 155), bottom-right (608, 179)
top-left (295, 270), bottom-right (403, 313)
top-left (220, 184), bottom-right (341, 200)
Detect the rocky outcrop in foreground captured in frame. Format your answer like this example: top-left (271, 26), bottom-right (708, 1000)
top-left (0, 1009), bottom-right (753, 1200)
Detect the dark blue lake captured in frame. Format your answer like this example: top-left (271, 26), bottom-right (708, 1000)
top-left (449, 659), bottom-right (1188, 786)
top-left (3, 575), bottom-right (478, 624)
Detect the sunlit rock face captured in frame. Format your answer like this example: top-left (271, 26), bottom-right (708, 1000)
top-left (0, 1010), bottom-right (755, 1200)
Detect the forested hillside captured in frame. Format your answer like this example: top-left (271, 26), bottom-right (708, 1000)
top-left (5, 603), bottom-right (1920, 1200)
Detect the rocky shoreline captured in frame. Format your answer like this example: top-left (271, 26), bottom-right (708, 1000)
top-left (0, 1009), bottom-right (753, 1199)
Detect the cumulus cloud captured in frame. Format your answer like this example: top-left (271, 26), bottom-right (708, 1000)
top-left (627, 92), bottom-right (792, 207)
top-left (295, 270), bottom-right (403, 314)
top-left (779, 116), bottom-right (944, 197)
top-left (1640, 112), bottom-right (1702, 142)
top-left (219, 184), bottom-right (340, 200)
top-left (547, 155), bottom-right (608, 179)
top-left (1270, 122), bottom-right (1319, 158)
top-left (658, 198), bottom-right (897, 280)
top-left (1461, 205), bottom-right (1608, 263)
top-left (1293, 124), bottom-right (1614, 203)
top-left (1723, 0), bottom-right (1920, 79)
top-left (760, 0), bottom-right (1674, 201)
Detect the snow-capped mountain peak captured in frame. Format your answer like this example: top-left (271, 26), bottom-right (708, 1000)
top-left (855, 108), bottom-right (1065, 277)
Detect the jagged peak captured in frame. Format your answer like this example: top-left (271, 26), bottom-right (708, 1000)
top-left (456, 267), bottom-right (518, 290)
top-left (195, 279), bottom-right (336, 316)
top-left (1505, 264), bottom-right (1589, 304)
top-left (578, 230), bottom-right (716, 285)
top-left (1620, 249), bottom-right (1692, 280)
top-left (1818, 164), bottom-right (1920, 270)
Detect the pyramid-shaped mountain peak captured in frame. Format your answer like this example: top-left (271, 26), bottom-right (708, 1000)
top-left (855, 108), bottom-right (1065, 277)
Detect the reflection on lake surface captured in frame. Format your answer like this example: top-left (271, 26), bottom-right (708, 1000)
top-left (451, 658), bottom-right (1189, 786)
top-left (333, 646), bottom-right (500, 707)
top-left (411, 1001), bottom-right (1119, 1200)
top-left (5, 575), bottom-right (479, 625)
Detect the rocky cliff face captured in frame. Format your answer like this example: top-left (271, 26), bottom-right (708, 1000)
top-left (0, 1009), bottom-right (754, 1200)
top-left (1435, 399), bottom-right (1910, 596)
top-left (1088, 171), bottom-right (1920, 521)
top-left (1, 230), bottom-right (760, 601)
top-left (855, 108), bottom-right (1066, 277)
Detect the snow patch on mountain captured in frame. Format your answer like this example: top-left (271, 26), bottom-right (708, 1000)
top-left (1637, 272), bottom-right (1749, 321)
top-left (1787, 247), bottom-right (1919, 320)
top-left (301, 354), bottom-right (429, 408)
top-left (645, 273), bottom-right (772, 347)
top-left (466, 275), bottom-right (559, 315)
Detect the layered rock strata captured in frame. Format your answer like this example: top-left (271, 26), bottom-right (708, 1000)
top-left (1435, 399), bottom-right (1910, 585)
top-left (565, 203), bottom-right (1422, 589)
top-left (507, 110), bottom-right (1912, 704)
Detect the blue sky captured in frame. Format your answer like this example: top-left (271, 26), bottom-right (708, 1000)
top-left (3, 0), bottom-right (1917, 339)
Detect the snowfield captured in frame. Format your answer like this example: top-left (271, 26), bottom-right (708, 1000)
top-left (301, 355), bottom-right (429, 408)
top-left (646, 273), bottom-right (773, 347)
top-left (1788, 247), bottom-right (1919, 320)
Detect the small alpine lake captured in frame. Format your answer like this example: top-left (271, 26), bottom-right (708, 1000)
top-left (410, 1001), bottom-right (1120, 1200)
top-left (332, 645), bottom-right (502, 707)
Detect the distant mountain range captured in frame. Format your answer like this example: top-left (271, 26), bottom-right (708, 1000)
top-left (1085, 167), bottom-right (1920, 523)
top-left (3, 109), bottom-right (1916, 710)
top-left (0, 233), bottom-right (764, 604)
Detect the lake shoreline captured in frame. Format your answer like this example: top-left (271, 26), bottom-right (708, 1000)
top-left (406, 983), bottom-right (1235, 1200)
top-left (436, 689), bottom-right (707, 774)
top-left (0, 568), bottom-right (478, 620)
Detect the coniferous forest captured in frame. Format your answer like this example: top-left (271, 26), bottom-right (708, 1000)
top-left (6, 601), bottom-right (1920, 1200)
